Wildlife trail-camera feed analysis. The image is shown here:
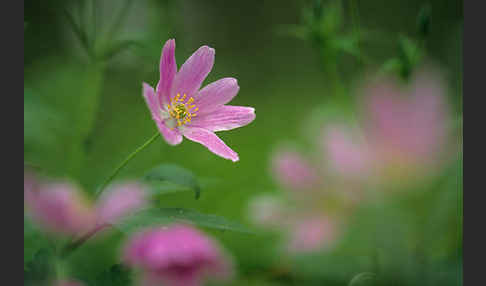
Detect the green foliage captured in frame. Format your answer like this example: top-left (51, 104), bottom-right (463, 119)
top-left (91, 264), bottom-right (132, 286)
top-left (348, 272), bottom-right (376, 286)
top-left (24, 249), bottom-right (55, 286)
top-left (115, 207), bottom-right (253, 234)
top-left (145, 163), bottom-right (202, 199)
top-left (380, 36), bottom-right (422, 81)
top-left (24, 217), bottom-right (51, 269)
top-left (417, 3), bottom-right (432, 38)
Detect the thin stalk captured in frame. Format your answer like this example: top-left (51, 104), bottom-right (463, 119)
top-left (350, 0), bottom-right (362, 68)
top-left (61, 132), bottom-right (160, 257)
top-left (60, 224), bottom-right (108, 258)
top-left (95, 132), bottom-right (160, 198)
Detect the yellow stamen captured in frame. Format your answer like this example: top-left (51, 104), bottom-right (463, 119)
top-left (166, 94), bottom-right (199, 128)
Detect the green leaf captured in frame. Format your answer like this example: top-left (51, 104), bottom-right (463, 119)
top-left (276, 24), bottom-right (309, 40)
top-left (332, 35), bottom-right (361, 58)
top-left (101, 39), bottom-right (144, 61)
top-left (115, 207), bottom-right (253, 234)
top-left (397, 35), bottom-right (421, 79)
top-left (144, 164), bottom-right (201, 199)
top-left (379, 58), bottom-right (403, 75)
top-left (24, 217), bottom-right (50, 269)
top-left (24, 249), bottom-right (55, 286)
top-left (417, 3), bottom-right (432, 38)
top-left (348, 272), bottom-right (376, 286)
top-left (92, 264), bottom-right (132, 286)
top-left (63, 8), bottom-right (93, 58)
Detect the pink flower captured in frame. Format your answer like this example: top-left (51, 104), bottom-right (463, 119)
top-left (25, 172), bottom-right (149, 239)
top-left (286, 215), bottom-right (339, 253)
top-left (53, 279), bottom-right (86, 286)
top-left (361, 69), bottom-right (449, 169)
top-left (271, 148), bottom-right (320, 191)
top-left (96, 181), bottom-right (148, 227)
top-left (123, 224), bottom-right (233, 286)
top-left (143, 39), bottom-right (255, 162)
top-left (24, 173), bottom-right (95, 236)
top-left (247, 194), bottom-right (284, 228)
top-left (322, 124), bottom-right (370, 178)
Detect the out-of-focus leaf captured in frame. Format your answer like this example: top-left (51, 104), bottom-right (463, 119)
top-left (380, 58), bottom-right (403, 75)
top-left (24, 249), bottom-right (55, 286)
top-left (101, 39), bottom-right (144, 61)
top-left (144, 164), bottom-right (201, 199)
top-left (24, 88), bottom-right (65, 154)
top-left (115, 207), bottom-right (253, 234)
top-left (320, 1), bottom-right (342, 35)
top-left (24, 216), bottom-right (50, 269)
top-left (92, 264), bottom-right (132, 286)
top-left (63, 8), bottom-right (94, 59)
top-left (147, 177), bottom-right (219, 197)
top-left (417, 3), bottom-right (432, 38)
top-left (348, 272), bottom-right (376, 286)
top-left (332, 35), bottom-right (361, 58)
top-left (398, 36), bottom-right (422, 79)
top-left (276, 24), bottom-right (309, 40)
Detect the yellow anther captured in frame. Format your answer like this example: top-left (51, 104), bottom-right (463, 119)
top-left (166, 93), bottom-right (200, 127)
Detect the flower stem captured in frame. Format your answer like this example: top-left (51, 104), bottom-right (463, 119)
top-left (60, 224), bottom-right (108, 258)
top-left (95, 132), bottom-right (160, 198)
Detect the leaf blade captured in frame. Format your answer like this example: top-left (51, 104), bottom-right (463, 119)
top-left (115, 207), bottom-right (253, 234)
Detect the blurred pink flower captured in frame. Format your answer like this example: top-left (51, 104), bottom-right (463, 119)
top-left (286, 215), bottom-right (339, 253)
top-left (96, 181), bottom-right (148, 227)
top-left (271, 148), bottom-right (320, 191)
top-left (247, 194), bottom-right (285, 228)
top-left (362, 69), bottom-right (449, 169)
top-left (25, 172), bottom-right (150, 240)
top-left (143, 39), bottom-right (255, 162)
top-left (123, 224), bottom-right (233, 286)
top-left (53, 279), bottom-right (86, 286)
top-left (24, 173), bottom-right (95, 236)
top-left (323, 124), bottom-right (370, 178)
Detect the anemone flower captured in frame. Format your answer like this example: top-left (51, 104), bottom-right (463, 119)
top-left (123, 224), bottom-right (233, 286)
top-left (143, 39), bottom-right (255, 162)
top-left (24, 172), bottom-right (95, 236)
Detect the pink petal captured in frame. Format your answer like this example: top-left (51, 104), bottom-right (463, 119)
top-left (287, 216), bottom-right (338, 253)
top-left (96, 182), bottom-right (148, 226)
top-left (193, 78), bottom-right (239, 114)
top-left (156, 39), bottom-right (177, 106)
top-left (189, 105), bottom-right (255, 132)
top-left (182, 127), bottom-right (239, 162)
top-left (271, 149), bottom-right (320, 191)
top-left (123, 224), bottom-right (233, 286)
top-left (157, 120), bottom-right (183, 146)
top-left (143, 82), bottom-right (161, 121)
top-left (247, 194), bottom-right (284, 228)
top-left (323, 125), bottom-right (370, 177)
top-left (171, 46), bottom-right (215, 100)
top-left (24, 181), bottom-right (95, 236)
top-left (54, 279), bottom-right (86, 286)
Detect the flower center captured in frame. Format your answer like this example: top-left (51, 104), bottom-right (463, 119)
top-left (167, 93), bottom-right (198, 127)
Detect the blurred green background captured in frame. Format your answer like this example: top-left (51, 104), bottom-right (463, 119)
top-left (25, 0), bottom-right (462, 285)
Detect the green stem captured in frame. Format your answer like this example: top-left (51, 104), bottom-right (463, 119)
top-left (95, 132), bottom-right (160, 198)
top-left (350, 0), bottom-right (362, 68)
